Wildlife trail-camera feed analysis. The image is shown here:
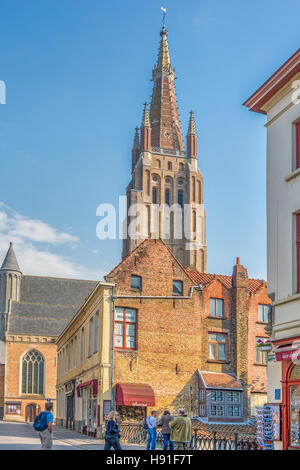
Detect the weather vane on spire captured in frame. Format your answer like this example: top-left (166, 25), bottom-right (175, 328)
top-left (161, 6), bottom-right (167, 27)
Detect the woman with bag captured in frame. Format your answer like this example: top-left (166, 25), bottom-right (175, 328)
top-left (104, 411), bottom-right (122, 450)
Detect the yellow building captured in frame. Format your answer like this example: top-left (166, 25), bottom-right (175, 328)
top-left (56, 281), bottom-right (115, 436)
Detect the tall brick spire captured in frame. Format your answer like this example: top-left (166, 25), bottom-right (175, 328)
top-left (149, 26), bottom-right (183, 151)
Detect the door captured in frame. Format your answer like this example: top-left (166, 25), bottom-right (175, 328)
top-left (25, 403), bottom-right (39, 422)
top-left (66, 394), bottom-right (74, 430)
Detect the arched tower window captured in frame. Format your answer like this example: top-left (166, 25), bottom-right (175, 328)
top-left (197, 180), bottom-right (201, 204)
top-left (165, 188), bottom-right (170, 206)
top-left (168, 162), bottom-right (172, 170)
top-left (192, 176), bottom-right (196, 202)
top-left (178, 190), bottom-right (184, 208)
top-left (146, 170), bottom-right (150, 196)
top-left (152, 187), bottom-right (158, 204)
top-left (22, 350), bottom-right (44, 395)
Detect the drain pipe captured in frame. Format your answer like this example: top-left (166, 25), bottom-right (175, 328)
top-left (112, 284), bottom-right (203, 300)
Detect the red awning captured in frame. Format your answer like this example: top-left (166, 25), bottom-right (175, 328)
top-left (116, 383), bottom-right (155, 407)
top-left (76, 379), bottom-right (98, 397)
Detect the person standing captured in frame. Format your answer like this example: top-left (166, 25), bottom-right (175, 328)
top-left (146, 410), bottom-right (157, 450)
top-left (33, 402), bottom-right (54, 450)
top-left (104, 411), bottom-right (122, 450)
top-left (169, 408), bottom-right (192, 450)
top-left (157, 410), bottom-right (174, 450)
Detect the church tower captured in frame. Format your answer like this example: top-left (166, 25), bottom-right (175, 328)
top-left (122, 25), bottom-right (207, 272)
top-left (0, 243), bottom-right (22, 340)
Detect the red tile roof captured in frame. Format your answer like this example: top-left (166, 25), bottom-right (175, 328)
top-left (198, 371), bottom-right (243, 390)
top-left (186, 268), bottom-right (265, 294)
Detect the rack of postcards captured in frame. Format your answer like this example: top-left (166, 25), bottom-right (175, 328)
top-left (256, 405), bottom-right (274, 450)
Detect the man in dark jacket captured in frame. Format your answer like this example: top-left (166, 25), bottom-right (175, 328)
top-left (157, 410), bottom-right (174, 450)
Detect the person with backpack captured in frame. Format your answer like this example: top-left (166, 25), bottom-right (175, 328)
top-left (145, 410), bottom-right (157, 450)
top-left (33, 402), bottom-right (54, 450)
top-left (104, 411), bottom-right (122, 450)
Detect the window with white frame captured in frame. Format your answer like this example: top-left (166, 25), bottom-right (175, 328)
top-left (258, 304), bottom-right (271, 323)
top-left (208, 333), bottom-right (227, 361)
top-left (114, 307), bottom-right (137, 350)
top-left (210, 298), bottom-right (224, 317)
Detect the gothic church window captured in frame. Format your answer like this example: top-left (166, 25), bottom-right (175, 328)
top-left (22, 350), bottom-right (44, 395)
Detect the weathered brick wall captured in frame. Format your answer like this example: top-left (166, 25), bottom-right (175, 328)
top-left (107, 240), bottom-right (270, 419)
top-left (199, 280), bottom-right (234, 373)
top-left (107, 238), bottom-right (202, 415)
top-left (248, 287), bottom-right (271, 394)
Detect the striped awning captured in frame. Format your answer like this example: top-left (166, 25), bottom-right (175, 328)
top-left (116, 383), bottom-right (155, 407)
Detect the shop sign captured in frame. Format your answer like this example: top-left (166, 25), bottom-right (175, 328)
top-left (276, 349), bottom-right (300, 362)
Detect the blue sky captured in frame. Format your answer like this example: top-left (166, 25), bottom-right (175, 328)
top-left (0, 0), bottom-right (299, 280)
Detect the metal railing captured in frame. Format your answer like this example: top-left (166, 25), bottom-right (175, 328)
top-left (120, 424), bottom-right (258, 450)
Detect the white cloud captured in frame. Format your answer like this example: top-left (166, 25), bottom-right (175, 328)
top-left (0, 202), bottom-right (105, 280)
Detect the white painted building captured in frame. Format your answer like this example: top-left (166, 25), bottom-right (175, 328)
top-left (244, 48), bottom-right (300, 450)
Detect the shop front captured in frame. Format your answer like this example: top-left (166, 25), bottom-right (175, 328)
top-left (115, 383), bottom-right (155, 423)
top-left (275, 339), bottom-right (300, 450)
top-left (76, 379), bottom-right (98, 437)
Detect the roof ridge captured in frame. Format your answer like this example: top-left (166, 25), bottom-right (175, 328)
top-left (23, 275), bottom-right (97, 282)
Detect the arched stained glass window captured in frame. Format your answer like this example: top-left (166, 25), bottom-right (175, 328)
top-left (22, 350), bottom-right (44, 395)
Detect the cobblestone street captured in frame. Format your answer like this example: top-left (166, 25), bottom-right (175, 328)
top-left (0, 421), bottom-right (144, 450)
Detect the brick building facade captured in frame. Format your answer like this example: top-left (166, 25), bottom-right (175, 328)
top-left (56, 237), bottom-right (271, 433)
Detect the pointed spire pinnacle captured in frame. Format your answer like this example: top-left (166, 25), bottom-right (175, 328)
top-left (133, 126), bottom-right (140, 150)
top-left (188, 110), bottom-right (197, 136)
top-left (141, 102), bottom-right (151, 128)
top-left (1, 242), bottom-right (21, 272)
top-left (149, 26), bottom-right (183, 151)
top-left (157, 26), bottom-right (172, 71)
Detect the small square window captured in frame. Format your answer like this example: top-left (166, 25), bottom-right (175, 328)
top-left (210, 298), bottom-right (224, 317)
top-left (131, 275), bottom-right (141, 290)
top-left (173, 280), bottom-right (183, 295)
